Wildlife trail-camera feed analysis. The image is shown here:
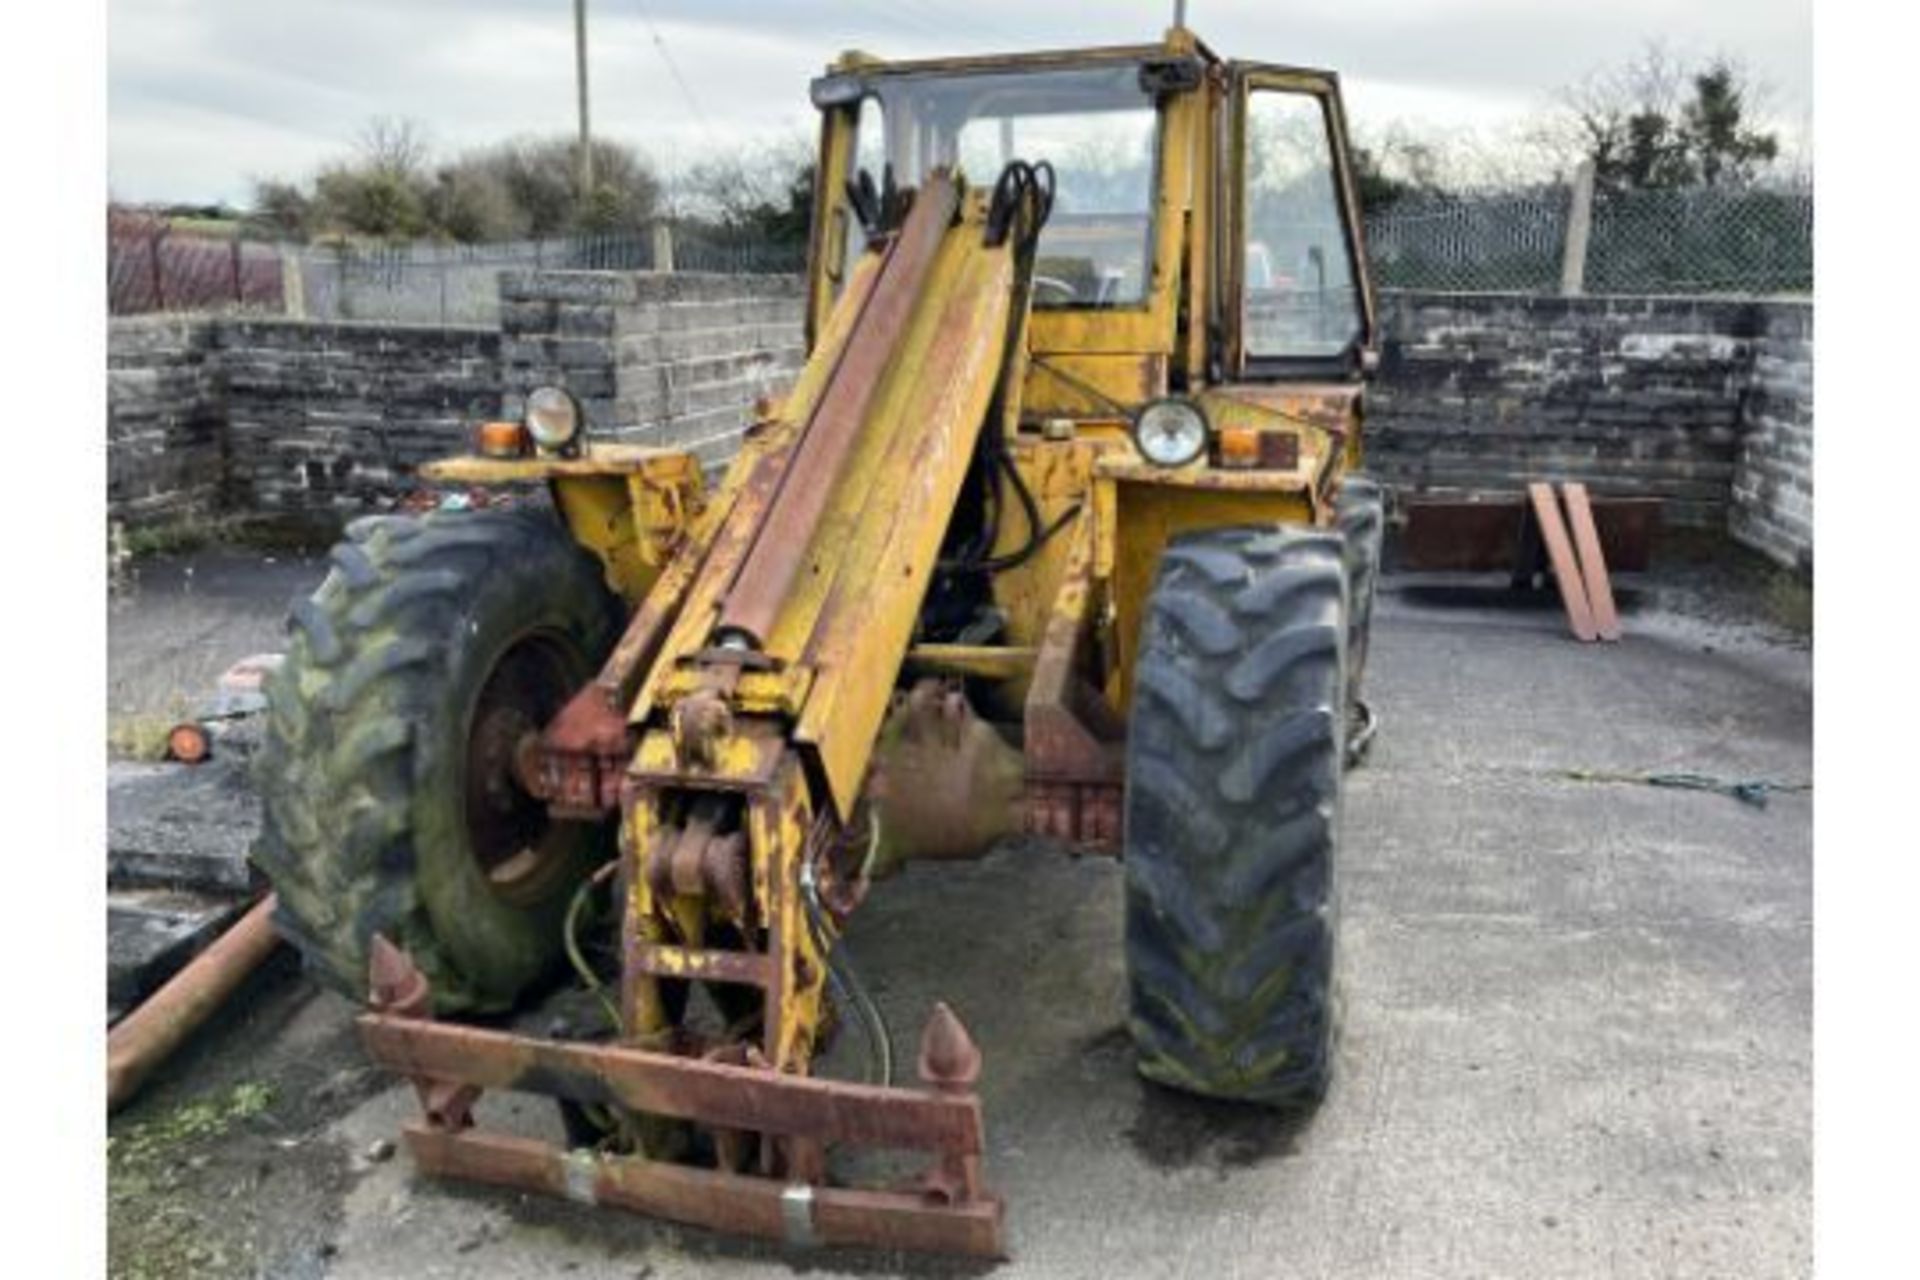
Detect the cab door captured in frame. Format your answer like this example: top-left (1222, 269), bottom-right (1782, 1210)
top-left (1223, 65), bottom-right (1377, 382)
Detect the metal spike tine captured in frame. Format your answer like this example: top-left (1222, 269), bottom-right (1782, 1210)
top-left (917, 1001), bottom-right (982, 1090)
top-left (368, 934), bottom-right (427, 1011)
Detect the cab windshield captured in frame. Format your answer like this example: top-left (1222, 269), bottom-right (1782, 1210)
top-left (855, 64), bottom-right (1159, 308)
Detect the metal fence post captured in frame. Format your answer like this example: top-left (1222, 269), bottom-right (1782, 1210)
top-left (149, 227), bottom-right (167, 310)
top-left (281, 249), bottom-right (307, 319)
top-left (653, 221), bottom-right (675, 274)
top-left (1559, 160), bottom-right (1595, 297)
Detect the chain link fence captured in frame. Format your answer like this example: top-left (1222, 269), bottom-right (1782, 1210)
top-left (1362, 188), bottom-right (1569, 293)
top-left (112, 179), bottom-right (1810, 322)
top-left (1364, 183), bottom-right (1812, 296)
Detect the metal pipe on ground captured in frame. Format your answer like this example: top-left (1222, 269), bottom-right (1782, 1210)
top-left (107, 893), bottom-right (282, 1112)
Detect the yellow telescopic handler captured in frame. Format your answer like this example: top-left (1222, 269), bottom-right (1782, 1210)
top-left (253, 23), bottom-right (1385, 1257)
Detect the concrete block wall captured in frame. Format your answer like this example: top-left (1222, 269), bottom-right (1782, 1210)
top-left (1728, 303), bottom-right (1813, 572)
top-left (1369, 293), bottom-right (1767, 529)
top-left (107, 280), bottom-right (1811, 572)
top-left (218, 318), bottom-right (500, 515)
top-left (108, 316), bottom-right (226, 525)
top-left (500, 271), bottom-right (806, 466)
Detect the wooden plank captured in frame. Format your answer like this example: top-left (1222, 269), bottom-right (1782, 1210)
top-left (1561, 483), bottom-right (1622, 641)
top-left (1526, 482), bottom-right (1598, 642)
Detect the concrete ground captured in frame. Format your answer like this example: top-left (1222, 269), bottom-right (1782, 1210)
top-left (109, 547), bottom-right (325, 726)
top-left (107, 547), bottom-right (1812, 1279)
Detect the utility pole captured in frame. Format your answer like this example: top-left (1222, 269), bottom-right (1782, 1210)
top-left (574, 0), bottom-right (594, 203)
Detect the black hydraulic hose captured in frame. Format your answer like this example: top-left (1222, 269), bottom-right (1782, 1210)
top-left (938, 160), bottom-right (1061, 580)
top-left (799, 847), bottom-right (893, 1087)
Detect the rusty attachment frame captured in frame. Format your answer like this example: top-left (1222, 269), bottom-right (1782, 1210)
top-left (359, 940), bottom-right (1006, 1258)
top-left (1022, 517), bottom-right (1125, 849)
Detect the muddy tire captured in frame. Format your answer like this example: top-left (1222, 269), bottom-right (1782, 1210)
top-left (1123, 525), bottom-right (1346, 1107)
top-left (251, 507), bottom-right (622, 1014)
top-left (1336, 475), bottom-right (1385, 704)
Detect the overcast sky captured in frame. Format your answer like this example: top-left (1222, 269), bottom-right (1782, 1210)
top-left (108, 0), bottom-right (1812, 205)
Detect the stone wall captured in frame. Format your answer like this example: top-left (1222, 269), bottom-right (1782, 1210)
top-left (107, 280), bottom-right (1812, 572)
top-left (500, 271), bottom-right (806, 466)
top-left (1370, 294), bottom-right (1765, 530)
top-left (108, 316), bottom-right (499, 528)
top-left (218, 319), bottom-right (499, 517)
top-left (108, 316), bottom-right (225, 525)
top-left (105, 272), bottom-right (802, 530)
top-left (1727, 304), bottom-right (1813, 572)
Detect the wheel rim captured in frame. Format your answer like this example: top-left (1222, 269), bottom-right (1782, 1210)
top-left (463, 630), bottom-right (582, 905)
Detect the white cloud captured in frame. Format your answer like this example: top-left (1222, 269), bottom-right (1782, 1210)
top-left (107, 0), bottom-right (1811, 204)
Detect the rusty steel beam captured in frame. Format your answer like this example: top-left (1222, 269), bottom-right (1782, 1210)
top-left (357, 1014), bottom-right (985, 1154)
top-left (625, 942), bottom-right (774, 988)
top-left (107, 894), bottom-right (282, 1111)
top-left (1397, 496), bottom-right (1531, 573)
top-left (1398, 492), bottom-right (1661, 575)
top-left (716, 173), bottom-right (962, 648)
top-left (403, 1125), bottom-right (1006, 1257)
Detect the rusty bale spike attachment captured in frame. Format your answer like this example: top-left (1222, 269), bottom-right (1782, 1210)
top-left (357, 944), bottom-right (1005, 1258)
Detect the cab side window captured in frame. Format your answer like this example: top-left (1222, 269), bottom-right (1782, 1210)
top-left (1242, 90), bottom-right (1363, 360)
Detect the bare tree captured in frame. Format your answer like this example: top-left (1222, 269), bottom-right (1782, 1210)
top-left (242, 178), bottom-right (315, 240)
top-left (1542, 43), bottom-right (1781, 192)
top-left (249, 121), bottom-right (664, 243)
top-left (356, 116), bottom-right (431, 179)
top-left (667, 134), bottom-right (813, 230)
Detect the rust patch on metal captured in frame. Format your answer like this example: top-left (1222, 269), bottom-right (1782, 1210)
top-left (1022, 518), bottom-right (1125, 850)
top-left (1256, 429), bottom-right (1301, 471)
top-left (366, 939), bottom-right (480, 1128)
top-left (403, 1125), bottom-right (1005, 1257)
top-left (106, 893), bottom-right (283, 1111)
top-left (717, 172), bottom-right (963, 648)
top-left (358, 1012), bottom-right (988, 1151)
top-left (525, 684), bottom-right (630, 816)
top-left (868, 681), bottom-right (1024, 865)
top-left (669, 691), bottom-right (734, 771)
top-left (1399, 492), bottom-right (1659, 574)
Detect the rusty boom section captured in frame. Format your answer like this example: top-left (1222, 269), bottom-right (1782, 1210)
top-left (361, 169), bottom-right (1037, 1256)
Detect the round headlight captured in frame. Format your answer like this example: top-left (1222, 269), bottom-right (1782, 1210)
top-left (1132, 397), bottom-right (1208, 468)
top-left (525, 386), bottom-right (582, 452)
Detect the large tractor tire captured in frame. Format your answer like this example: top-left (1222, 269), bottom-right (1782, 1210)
top-left (1123, 525), bottom-right (1347, 1107)
top-left (251, 507), bottom-right (623, 1014)
top-left (1335, 474), bottom-right (1385, 705)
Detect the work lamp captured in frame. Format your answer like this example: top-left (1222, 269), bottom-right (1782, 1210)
top-left (525, 385), bottom-right (583, 453)
top-left (1132, 397), bottom-right (1209, 468)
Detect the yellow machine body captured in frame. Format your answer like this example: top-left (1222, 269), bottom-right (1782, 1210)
top-left (385, 25), bottom-right (1379, 1256)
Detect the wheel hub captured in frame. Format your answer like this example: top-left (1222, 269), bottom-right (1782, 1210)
top-left (464, 635), bottom-right (580, 901)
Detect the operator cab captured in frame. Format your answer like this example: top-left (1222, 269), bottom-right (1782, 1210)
top-left (805, 28), bottom-right (1377, 414)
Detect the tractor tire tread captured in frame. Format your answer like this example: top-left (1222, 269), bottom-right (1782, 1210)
top-left (1124, 524), bottom-right (1347, 1108)
top-left (251, 507), bottom-right (619, 1014)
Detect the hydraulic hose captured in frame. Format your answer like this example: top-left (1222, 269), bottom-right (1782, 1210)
top-left (799, 829), bottom-right (894, 1087)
